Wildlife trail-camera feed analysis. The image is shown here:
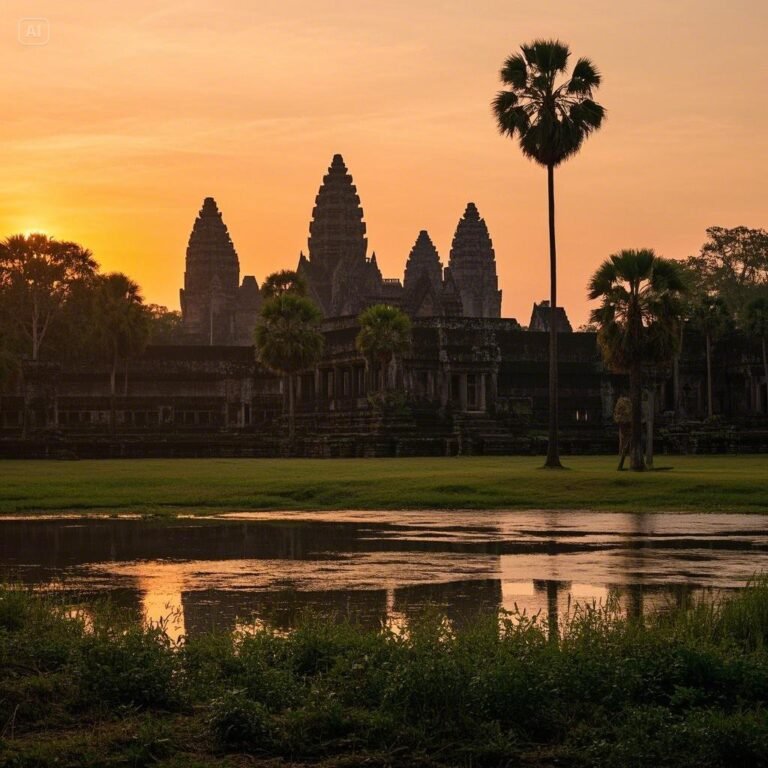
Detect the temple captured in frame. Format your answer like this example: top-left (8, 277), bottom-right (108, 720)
top-left (2, 153), bottom-right (765, 457)
top-left (180, 155), bottom-right (504, 334)
top-left (179, 197), bottom-right (261, 344)
top-left (447, 203), bottom-right (502, 318)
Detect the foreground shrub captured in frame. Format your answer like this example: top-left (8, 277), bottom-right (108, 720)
top-left (3, 579), bottom-right (768, 766)
top-left (74, 608), bottom-right (180, 710)
top-left (208, 689), bottom-right (273, 751)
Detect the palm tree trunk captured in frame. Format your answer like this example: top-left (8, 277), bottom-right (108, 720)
top-left (762, 337), bottom-right (768, 414)
top-left (645, 385), bottom-right (654, 469)
top-left (706, 333), bottom-right (713, 418)
top-left (629, 361), bottom-right (645, 471)
top-left (32, 298), bottom-right (40, 362)
top-left (20, 364), bottom-right (28, 440)
top-left (110, 352), bottom-right (117, 436)
top-left (287, 374), bottom-right (295, 442)
top-left (544, 163), bottom-right (562, 468)
top-left (673, 323), bottom-right (683, 417)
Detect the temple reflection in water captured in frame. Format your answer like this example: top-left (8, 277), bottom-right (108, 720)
top-left (1, 511), bottom-right (761, 639)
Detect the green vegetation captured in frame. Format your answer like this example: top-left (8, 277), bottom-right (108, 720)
top-left (254, 286), bottom-right (325, 442)
top-left (589, 249), bottom-right (687, 470)
top-left (3, 579), bottom-right (768, 766)
top-left (356, 304), bottom-right (412, 392)
top-left (0, 455), bottom-right (767, 515)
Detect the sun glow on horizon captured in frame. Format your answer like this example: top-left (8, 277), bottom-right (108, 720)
top-left (21, 228), bottom-right (49, 238)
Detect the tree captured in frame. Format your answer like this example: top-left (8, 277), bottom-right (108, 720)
top-left (589, 249), bottom-right (686, 471)
top-left (261, 270), bottom-right (307, 300)
top-left (146, 304), bottom-right (184, 345)
top-left (745, 297), bottom-right (768, 414)
top-left (254, 293), bottom-right (324, 442)
top-left (0, 234), bottom-right (97, 361)
top-left (0, 331), bottom-right (20, 425)
top-left (686, 226), bottom-right (768, 317)
top-left (355, 304), bottom-right (412, 392)
top-left (690, 295), bottom-right (730, 419)
top-left (493, 40), bottom-right (605, 468)
top-left (92, 273), bottom-right (150, 433)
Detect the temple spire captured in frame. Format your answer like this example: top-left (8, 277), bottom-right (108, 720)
top-left (403, 230), bottom-right (443, 296)
top-left (298, 154), bottom-right (374, 314)
top-left (448, 202), bottom-right (502, 318)
top-left (180, 197), bottom-right (240, 343)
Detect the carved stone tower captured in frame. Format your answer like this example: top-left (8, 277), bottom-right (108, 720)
top-left (297, 154), bottom-right (386, 316)
top-left (403, 230), bottom-right (445, 317)
top-left (180, 197), bottom-right (241, 344)
top-left (447, 202), bottom-right (502, 318)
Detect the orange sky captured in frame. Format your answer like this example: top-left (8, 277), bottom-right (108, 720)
top-left (2, 0), bottom-right (766, 326)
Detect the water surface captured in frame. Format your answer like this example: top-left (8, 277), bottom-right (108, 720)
top-left (1, 511), bottom-right (766, 638)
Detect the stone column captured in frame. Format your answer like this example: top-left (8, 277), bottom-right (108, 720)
top-left (439, 368), bottom-right (450, 408)
top-left (489, 371), bottom-right (498, 411)
top-left (459, 373), bottom-right (468, 412)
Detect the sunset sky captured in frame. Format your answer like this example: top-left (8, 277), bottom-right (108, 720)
top-left (2, 0), bottom-right (766, 326)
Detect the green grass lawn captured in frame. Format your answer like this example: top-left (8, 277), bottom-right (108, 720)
top-left (0, 454), bottom-right (766, 515)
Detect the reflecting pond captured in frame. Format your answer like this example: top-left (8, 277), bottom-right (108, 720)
top-left (1, 511), bottom-right (766, 638)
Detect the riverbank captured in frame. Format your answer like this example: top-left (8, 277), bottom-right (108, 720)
top-left (1, 455), bottom-right (767, 515)
top-left (2, 581), bottom-right (768, 767)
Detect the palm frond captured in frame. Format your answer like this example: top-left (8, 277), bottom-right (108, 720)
top-left (568, 57), bottom-right (601, 91)
top-left (499, 54), bottom-right (528, 88)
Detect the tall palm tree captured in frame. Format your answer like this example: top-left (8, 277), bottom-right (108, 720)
top-left (254, 294), bottom-right (324, 442)
top-left (92, 273), bottom-right (149, 433)
top-left (355, 304), bottom-right (412, 392)
top-left (691, 295), bottom-right (730, 418)
top-left (745, 297), bottom-right (768, 413)
top-left (493, 40), bottom-right (605, 468)
top-left (589, 249), bottom-right (686, 471)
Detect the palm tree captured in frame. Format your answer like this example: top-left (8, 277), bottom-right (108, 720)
top-left (92, 273), bottom-right (149, 433)
top-left (493, 40), bottom-right (605, 468)
top-left (691, 295), bottom-right (730, 418)
top-left (588, 249), bottom-right (686, 471)
top-left (745, 297), bottom-right (768, 413)
top-left (261, 270), bottom-right (307, 300)
top-left (355, 305), bottom-right (412, 392)
top-left (254, 294), bottom-right (324, 442)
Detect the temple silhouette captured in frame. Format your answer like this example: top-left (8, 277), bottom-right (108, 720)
top-left (179, 154), bottom-right (504, 344)
top-left (2, 154), bottom-right (766, 457)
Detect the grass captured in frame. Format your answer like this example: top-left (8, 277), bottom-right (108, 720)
top-left (0, 455), bottom-right (767, 515)
top-left (2, 579), bottom-right (768, 766)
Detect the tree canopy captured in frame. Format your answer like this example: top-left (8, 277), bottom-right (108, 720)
top-left (686, 226), bottom-right (768, 316)
top-left (254, 293), bottom-right (324, 441)
top-left (261, 270), bottom-right (307, 300)
top-left (355, 304), bottom-right (412, 384)
top-left (492, 39), bottom-right (605, 168)
top-left (0, 234), bottom-right (98, 361)
top-left (589, 249), bottom-right (687, 470)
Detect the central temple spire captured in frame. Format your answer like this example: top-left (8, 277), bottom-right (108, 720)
top-left (307, 153), bottom-right (367, 272)
top-left (298, 154), bottom-right (376, 314)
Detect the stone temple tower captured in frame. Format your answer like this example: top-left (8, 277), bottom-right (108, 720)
top-left (447, 202), bottom-right (502, 318)
top-left (297, 154), bottom-right (385, 316)
top-left (403, 230), bottom-right (448, 317)
top-left (180, 197), bottom-right (261, 344)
